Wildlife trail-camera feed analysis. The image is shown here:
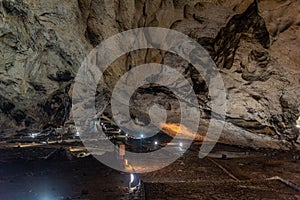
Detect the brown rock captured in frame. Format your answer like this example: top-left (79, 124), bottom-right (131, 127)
top-left (0, 0), bottom-right (299, 149)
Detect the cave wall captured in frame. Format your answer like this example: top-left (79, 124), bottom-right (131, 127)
top-left (0, 0), bottom-right (299, 149)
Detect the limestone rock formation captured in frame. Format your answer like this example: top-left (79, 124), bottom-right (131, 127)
top-left (0, 0), bottom-right (299, 149)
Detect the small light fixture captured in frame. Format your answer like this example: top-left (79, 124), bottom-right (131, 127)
top-left (130, 173), bottom-right (135, 184)
top-left (154, 141), bottom-right (158, 145)
top-left (129, 173), bottom-right (136, 191)
top-left (140, 134), bottom-right (144, 139)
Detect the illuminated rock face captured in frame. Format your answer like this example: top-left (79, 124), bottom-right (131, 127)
top-left (0, 0), bottom-right (299, 149)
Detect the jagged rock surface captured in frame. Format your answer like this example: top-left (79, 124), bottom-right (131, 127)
top-left (0, 0), bottom-right (299, 149)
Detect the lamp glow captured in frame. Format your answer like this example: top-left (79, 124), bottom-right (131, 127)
top-left (296, 116), bottom-right (300, 128)
top-left (130, 173), bottom-right (135, 184)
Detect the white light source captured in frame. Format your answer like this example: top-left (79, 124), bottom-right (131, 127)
top-left (130, 173), bottom-right (135, 184)
top-left (75, 131), bottom-right (80, 137)
top-left (179, 142), bottom-right (183, 147)
top-left (140, 134), bottom-right (144, 138)
top-left (40, 194), bottom-right (56, 200)
top-left (154, 141), bottom-right (158, 145)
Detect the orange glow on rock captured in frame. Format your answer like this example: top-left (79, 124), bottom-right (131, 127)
top-left (160, 123), bottom-right (206, 141)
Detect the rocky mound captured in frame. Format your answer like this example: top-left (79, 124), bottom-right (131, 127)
top-left (0, 0), bottom-right (299, 149)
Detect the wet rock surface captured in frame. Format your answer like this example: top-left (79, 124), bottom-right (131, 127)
top-left (0, 0), bottom-right (299, 149)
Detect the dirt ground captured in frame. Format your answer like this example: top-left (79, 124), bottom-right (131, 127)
top-left (0, 142), bottom-right (299, 200)
top-left (141, 144), bottom-right (300, 199)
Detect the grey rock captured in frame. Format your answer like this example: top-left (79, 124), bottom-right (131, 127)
top-left (0, 0), bottom-right (299, 150)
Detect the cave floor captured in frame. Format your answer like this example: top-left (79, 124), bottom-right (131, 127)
top-left (0, 142), bottom-right (299, 200)
top-left (140, 144), bottom-right (300, 200)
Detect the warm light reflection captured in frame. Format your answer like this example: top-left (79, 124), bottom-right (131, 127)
top-left (160, 123), bottom-right (205, 141)
top-left (296, 116), bottom-right (300, 128)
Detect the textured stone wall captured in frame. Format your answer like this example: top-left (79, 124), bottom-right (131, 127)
top-left (0, 0), bottom-right (299, 149)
